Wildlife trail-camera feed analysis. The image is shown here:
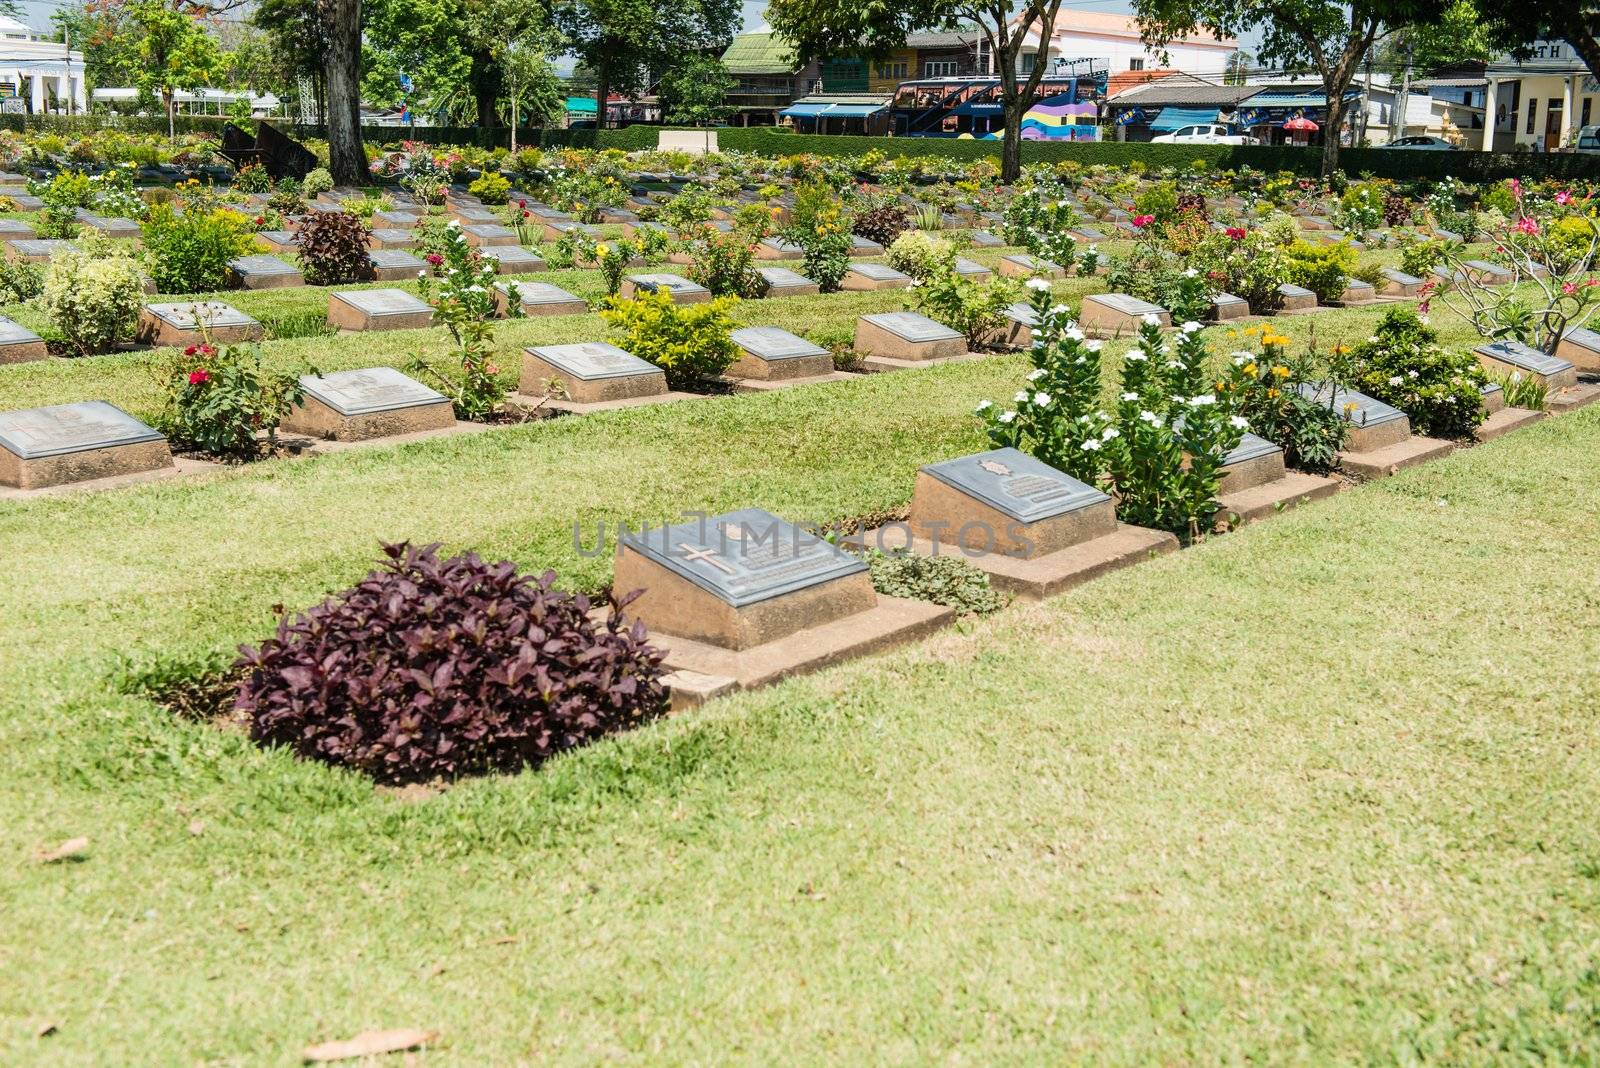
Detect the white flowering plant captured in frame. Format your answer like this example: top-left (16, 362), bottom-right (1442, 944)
top-left (410, 221), bottom-right (506, 420)
top-left (1340, 307), bottom-right (1488, 437)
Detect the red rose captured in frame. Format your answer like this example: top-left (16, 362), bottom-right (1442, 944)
top-left (425, 253), bottom-right (443, 266)
top-left (1133, 214), bottom-right (1155, 228)
top-left (188, 369), bottom-right (209, 385)
top-left (1225, 226), bottom-right (1246, 241)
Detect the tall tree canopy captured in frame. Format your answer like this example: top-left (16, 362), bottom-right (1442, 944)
top-left (1470, 0), bottom-right (1600, 88)
top-left (1136, 0), bottom-right (1447, 175)
top-left (766, 0), bottom-right (1066, 181)
top-left (556, 0), bottom-right (740, 128)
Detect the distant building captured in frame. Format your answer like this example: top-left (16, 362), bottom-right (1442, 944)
top-left (0, 17), bottom-right (86, 114)
top-left (719, 30), bottom-right (821, 126)
top-left (1020, 10), bottom-right (1235, 80)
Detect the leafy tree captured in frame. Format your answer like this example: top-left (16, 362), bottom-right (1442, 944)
top-left (124, 0), bottom-right (226, 138)
top-left (501, 39), bottom-right (565, 150)
top-left (660, 54), bottom-right (735, 126)
top-left (254, 0), bottom-right (329, 120)
top-left (1135, 0), bottom-right (1446, 176)
top-left (1378, 1), bottom-right (1492, 75)
top-left (1464, 1), bottom-right (1600, 89)
top-left (1223, 47), bottom-right (1254, 84)
top-left (766, 0), bottom-right (1065, 182)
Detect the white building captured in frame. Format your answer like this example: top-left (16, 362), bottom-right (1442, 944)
top-left (0, 17), bottom-right (87, 114)
top-left (1018, 9), bottom-right (1236, 79)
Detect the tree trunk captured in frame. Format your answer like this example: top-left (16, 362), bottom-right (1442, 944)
top-left (321, 0), bottom-right (366, 185)
top-left (594, 45), bottom-right (612, 131)
top-left (471, 48), bottom-right (499, 128)
top-left (1320, 94), bottom-right (1344, 177)
top-left (1565, 27), bottom-right (1600, 83)
top-left (1001, 100), bottom-right (1024, 182)
top-left (165, 89), bottom-right (174, 141)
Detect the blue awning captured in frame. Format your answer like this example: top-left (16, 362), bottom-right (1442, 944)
top-left (1150, 107), bottom-right (1220, 132)
top-left (780, 103), bottom-right (831, 117)
top-left (825, 104), bottom-right (886, 118)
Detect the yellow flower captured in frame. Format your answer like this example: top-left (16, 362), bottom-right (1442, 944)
top-left (1332, 343), bottom-right (1349, 355)
top-left (595, 243), bottom-right (609, 256)
top-left (1243, 362), bottom-right (1258, 375)
top-left (1272, 365), bottom-right (1290, 378)
top-left (1267, 387), bottom-right (1280, 398)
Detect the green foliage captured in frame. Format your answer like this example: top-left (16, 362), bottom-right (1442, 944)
top-left (785, 181), bottom-right (853, 293)
top-left (301, 167), bottom-right (334, 197)
top-left (1132, 180), bottom-right (1179, 225)
top-left (684, 226), bottom-right (763, 298)
top-left (155, 340), bottom-right (310, 457)
top-left (1221, 331), bottom-right (1347, 474)
top-left (659, 54), bottom-right (736, 127)
top-left (231, 163), bottom-right (273, 194)
top-left (468, 171), bottom-right (512, 205)
top-left (141, 204), bottom-right (260, 294)
top-left (0, 259), bottom-right (43, 303)
top-left (862, 548), bottom-right (1008, 615)
top-left (909, 266), bottom-right (1021, 348)
top-left (601, 287), bottom-right (740, 391)
top-left (411, 223), bottom-right (506, 420)
top-left (1486, 367), bottom-right (1549, 410)
top-left (1283, 240), bottom-right (1356, 304)
top-left (1400, 236), bottom-right (1446, 277)
top-left (41, 250), bottom-right (144, 356)
top-left (1342, 308), bottom-right (1487, 438)
top-left (886, 230), bottom-right (955, 281)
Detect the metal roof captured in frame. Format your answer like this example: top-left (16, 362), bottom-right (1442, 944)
top-left (721, 31), bottom-right (799, 75)
top-left (1110, 73), bottom-right (1257, 107)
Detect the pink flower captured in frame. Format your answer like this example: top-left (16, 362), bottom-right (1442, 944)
top-left (188, 369), bottom-right (209, 386)
top-left (1225, 226), bottom-right (1246, 241)
top-left (1516, 216), bottom-right (1539, 235)
top-left (1563, 281), bottom-right (1578, 295)
top-left (1132, 214), bottom-right (1155, 228)
top-left (1417, 300), bottom-right (1430, 314)
top-left (1587, 278), bottom-right (1600, 287)
top-left (425, 253), bottom-right (444, 266)
top-left (1557, 190), bottom-right (1573, 205)
top-left (1509, 178), bottom-right (1523, 198)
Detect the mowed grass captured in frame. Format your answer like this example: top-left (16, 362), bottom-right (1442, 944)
top-left (2, 297), bottom-right (1600, 1064)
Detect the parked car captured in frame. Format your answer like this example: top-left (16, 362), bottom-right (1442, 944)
top-left (1382, 135), bottom-right (1459, 150)
top-left (1575, 125), bottom-right (1600, 152)
top-left (1151, 124), bottom-right (1259, 146)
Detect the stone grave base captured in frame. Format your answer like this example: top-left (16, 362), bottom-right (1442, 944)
top-left (0, 337), bottom-right (48, 363)
top-left (726, 349), bottom-right (834, 382)
top-left (520, 351), bottom-right (666, 404)
top-left (838, 272), bottom-right (910, 292)
top-left (1555, 336), bottom-right (1600, 371)
top-left (1337, 285), bottom-right (1383, 305)
top-left (1274, 295), bottom-right (1319, 314)
top-left (1216, 472), bottom-right (1341, 527)
top-left (1474, 407), bottom-right (1547, 442)
top-left (233, 266), bottom-right (304, 290)
top-left (854, 319), bottom-right (968, 362)
top-left (0, 454), bottom-right (217, 499)
top-left (281, 394), bottom-right (457, 442)
top-left (754, 244), bottom-right (802, 260)
top-left (724, 371), bottom-right (858, 393)
top-left (855, 522), bottom-right (1176, 602)
top-left (510, 389), bottom-right (700, 416)
top-left (495, 291), bottom-right (587, 317)
top-left (463, 230), bottom-right (518, 247)
top-left (1338, 436), bottom-right (1453, 480)
top-left (643, 595), bottom-right (953, 708)
top-left (998, 257), bottom-right (1062, 280)
top-left (371, 262), bottom-right (424, 282)
top-left (1381, 276), bottom-right (1422, 297)
top-left (1345, 419), bottom-right (1413, 454)
top-left (1475, 351), bottom-right (1577, 390)
top-left (857, 351), bottom-right (986, 374)
top-left (1211, 296), bottom-right (1251, 321)
top-left (0, 439), bottom-right (174, 491)
top-left (282, 420), bottom-right (490, 455)
top-left (1548, 382), bottom-right (1600, 413)
top-left (135, 312), bottom-right (263, 348)
top-left (368, 232), bottom-right (417, 250)
top-left (327, 298), bottom-right (434, 332)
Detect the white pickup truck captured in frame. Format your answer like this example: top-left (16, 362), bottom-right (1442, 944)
top-left (1151, 123), bottom-right (1259, 145)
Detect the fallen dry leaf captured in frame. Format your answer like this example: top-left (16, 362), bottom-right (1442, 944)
top-left (188, 820), bottom-right (205, 836)
top-left (302, 1028), bottom-right (437, 1062)
top-left (35, 1021), bottom-right (59, 1038)
top-left (35, 837), bottom-right (88, 864)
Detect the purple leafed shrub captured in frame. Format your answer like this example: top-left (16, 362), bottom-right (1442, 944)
top-left (295, 210), bottom-right (373, 286)
top-left (235, 542), bottom-right (668, 783)
top-left (853, 204), bottom-right (910, 249)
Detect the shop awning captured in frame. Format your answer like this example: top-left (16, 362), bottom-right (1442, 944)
top-left (1150, 106), bottom-right (1220, 131)
top-left (779, 102), bottom-right (832, 117)
top-left (565, 96), bottom-right (597, 113)
top-left (825, 103), bottom-right (886, 118)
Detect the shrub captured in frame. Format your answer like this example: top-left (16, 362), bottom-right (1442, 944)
top-left (886, 230), bottom-right (955, 280)
top-left (301, 167), bottom-right (333, 197)
top-left (854, 203), bottom-right (911, 248)
top-left (235, 542), bottom-right (668, 784)
top-left (1400, 236), bottom-right (1446, 277)
top-left (601, 287), bottom-right (739, 390)
top-left (1486, 367), bottom-right (1549, 410)
top-left (1220, 330), bottom-right (1348, 474)
top-left (862, 548), bottom-right (1007, 615)
top-left (685, 225), bottom-right (763, 298)
top-left (467, 171), bottom-right (511, 205)
top-left (1283, 240), bottom-right (1356, 303)
top-left (0, 258), bottom-right (43, 303)
top-left (231, 163), bottom-right (272, 194)
top-left (41, 250), bottom-right (144, 355)
top-left (410, 223), bottom-right (506, 420)
top-left (296, 210), bottom-right (372, 286)
top-left (155, 341), bottom-right (310, 457)
top-left (141, 204), bottom-right (260, 294)
top-left (910, 265), bottom-right (1021, 348)
top-left (1342, 308), bottom-right (1487, 438)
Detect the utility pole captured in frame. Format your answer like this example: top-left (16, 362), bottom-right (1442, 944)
top-left (1392, 40), bottom-right (1412, 142)
top-left (1358, 53), bottom-right (1373, 144)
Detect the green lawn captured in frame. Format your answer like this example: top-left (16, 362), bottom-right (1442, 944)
top-left (3, 287), bottom-right (1600, 1064)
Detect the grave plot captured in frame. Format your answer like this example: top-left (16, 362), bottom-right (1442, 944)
top-left (1337, 279), bottom-right (1380, 305)
top-left (1464, 260), bottom-right (1513, 286)
top-left (6, 239), bottom-right (78, 265)
top-left (1299, 383), bottom-right (1453, 479)
top-left (0, 401), bottom-right (174, 492)
top-left (755, 237), bottom-right (804, 261)
top-left (228, 253), bottom-right (304, 290)
top-left (1079, 294), bottom-right (1170, 337)
top-left (137, 302), bottom-right (264, 347)
top-left (614, 507), bottom-right (952, 704)
top-left (1379, 268), bottom-right (1423, 297)
top-left (256, 230), bottom-right (299, 254)
top-left (494, 280), bottom-right (586, 316)
top-left (519, 342), bottom-right (694, 414)
top-left (619, 273), bottom-right (711, 304)
top-left (839, 263), bottom-right (913, 291)
top-left (1555, 326), bottom-right (1600, 371)
top-left (83, 215), bottom-right (142, 240)
top-left (1275, 283), bottom-right (1318, 313)
top-left (853, 448), bottom-right (1177, 601)
top-left (367, 228), bottom-right (419, 250)
top-left (985, 302), bottom-right (1037, 351)
top-left (848, 235), bottom-right (886, 258)
top-left (368, 249), bottom-right (429, 281)
top-left (0, 315), bottom-right (47, 363)
top-left (724, 326), bottom-right (854, 390)
top-left (853, 312), bottom-right (971, 372)
top-left (756, 267), bottom-right (820, 298)
top-left (1212, 432), bottom-right (1341, 526)
top-left (462, 224), bottom-right (520, 248)
top-left (327, 289), bottom-right (435, 332)
top-left (1211, 293), bottom-right (1250, 321)
top-left (281, 367), bottom-right (458, 442)
top-left (1476, 340), bottom-right (1600, 413)
top-left (952, 257), bottom-right (993, 281)
top-left (449, 206), bottom-right (500, 225)
top-left (997, 254), bottom-right (1063, 280)
top-left (967, 230), bottom-right (1005, 248)
top-left (1474, 381), bottom-right (1548, 442)
top-left (0, 218), bottom-right (36, 242)
top-left (371, 210), bottom-right (420, 229)
top-left (477, 245), bottom-right (547, 274)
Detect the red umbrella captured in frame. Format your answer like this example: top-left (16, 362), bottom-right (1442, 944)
top-left (1282, 116), bottom-right (1319, 132)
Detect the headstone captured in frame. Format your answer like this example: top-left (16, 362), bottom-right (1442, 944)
top-left (5, 193), bottom-right (43, 211)
top-left (462, 223), bottom-right (520, 247)
top-left (1297, 383), bottom-right (1411, 452)
top-left (839, 263), bottom-right (913, 291)
top-left (619, 273), bottom-right (711, 304)
top-left (327, 288), bottom-right (435, 332)
top-left (521, 341), bottom-right (665, 404)
top-left (282, 367), bottom-right (456, 441)
top-left (1379, 267), bottom-right (1422, 297)
top-left (372, 210), bottom-right (421, 229)
top-left (0, 218), bottom-right (35, 242)
top-left (368, 249), bottom-right (429, 281)
top-left (1069, 226), bottom-right (1107, 242)
top-left (988, 301), bottom-right (1038, 350)
top-left (1474, 341), bottom-right (1577, 389)
top-left (495, 280), bottom-right (585, 316)
top-left (849, 235), bottom-right (886, 258)
top-left (728, 326), bottom-right (833, 381)
top-left (1555, 326), bottom-right (1600, 371)
top-left (1211, 292), bottom-right (1250, 321)
top-left (756, 236), bottom-right (804, 260)
top-left (137, 301), bottom-right (263, 346)
top-left (1338, 279), bottom-right (1377, 304)
top-left (952, 257), bottom-right (993, 280)
top-left (1298, 215), bottom-right (1335, 230)
top-left (1079, 293), bottom-right (1170, 335)
top-left (256, 230), bottom-right (298, 254)
top-left (967, 230), bottom-right (1004, 248)
top-left (1276, 283), bottom-right (1317, 311)
top-left (757, 266), bottom-right (820, 298)
top-left (6, 239), bottom-right (77, 265)
top-left (84, 216), bottom-right (141, 239)
top-left (0, 315), bottom-right (46, 363)
top-left (367, 228), bottom-right (419, 250)
top-left (1432, 228), bottom-right (1464, 243)
top-left (613, 507), bottom-right (876, 650)
top-left (476, 245), bottom-right (547, 274)
top-left (1464, 260), bottom-right (1513, 286)
top-left (1216, 432), bottom-right (1286, 494)
top-left (622, 220), bottom-right (668, 239)
top-left (228, 253), bottom-right (304, 290)
top-left (997, 253), bottom-right (1062, 280)
top-left (0, 401), bottom-right (172, 489)
top-left (854, 311), bottom-right (967, 362)
top-left (909, 447), bottom-right (1114, 558)
top-left (450, 206), bottom-right (500, 225)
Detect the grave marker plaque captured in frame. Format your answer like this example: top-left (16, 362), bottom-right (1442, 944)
top-left (0, 314), bottom-right (46, 363)
top-left (462, 223), bottom-right (519, 247)
top-left (854, 311), bottom-right (967, 362)
top-left (521, 342), bottom-right (666, 403)
top-left (372, 210), bottom-right (420, 228)
top-left (756, 266), bottom-right (820, 297)
top-left (952, 256), bottom-right (993, 279)
top-left (137, 301), bottom-right (263, 346)
top-left (849, 235), bottom-right (885, 257)
top-left (1379, 267), bottom-right (1422, 296)
top-left (228, 253), bottom-right (304, 290)
top-left (0, 218), bottom-right (35, 242)
top-left (283, 367), bottom-right (455, 441)
top-left (619, 273), bottom-right (710, 304)
top-left (477, 245), bottom-right (546, 274)
top-left (368, 249), bottom-right (428, 281)
top-left (839, 262), bottom-right (913, 291)
top-left (327, 288), bottom-right (434, 332)
top-left (728, 326), bottom-right (833, 381)
top-left (1211, 292), bottom-right (1249, 321)
top-left (1276, 283), bottom-right (1317, 311)
top-left (450, 207), bottom-right (499, 224)
top-left (0, 401), bottom-right (172, 489)
top-left (495, 280), bottom-right (585, 316)
top-left (1475, 341), bottom-right (1577, 388)
top-left (6, 239), bottom-right (77, 264)
top-left (756, 236), bottom-right (804, 260)
top-left (1555, 326), bottom-right (1600, 371)
top-left (1079, 293), bottom-right (1170, 335)
top-left (367, 228), bottom-right (419, 250)
top-left (998, 253), bottom-right (1062, 279)
top-left (1217, 431), bottom-right (1287, 494)
top-left (1297, 383), bottom-right (1411, 452)
top-left (256, 230), bottom-right (298, 254)
top-left (967, 230), bottom-right (1004, 248)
